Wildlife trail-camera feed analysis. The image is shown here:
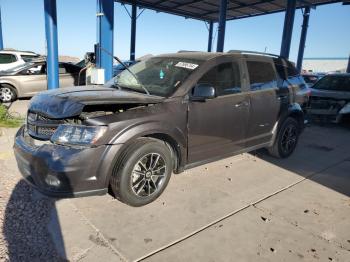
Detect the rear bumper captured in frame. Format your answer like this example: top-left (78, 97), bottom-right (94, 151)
top-left (13, 126), bottom-right (122, 198)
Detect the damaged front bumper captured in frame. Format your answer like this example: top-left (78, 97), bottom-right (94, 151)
top-left (306, 97), bottom-right (350, 123)
top-left (13, 126), bottom-right (122, 198)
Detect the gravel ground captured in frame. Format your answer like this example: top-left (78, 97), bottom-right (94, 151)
top-left (0, 128), bottom-right (65, 261)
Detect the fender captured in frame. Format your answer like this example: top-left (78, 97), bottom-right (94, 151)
top-left (107, 119), bottom-right (187, 170)
top-left (0, 80), bottom-right (19, 96)
top-left (269, 103), bottom-right (304, 147)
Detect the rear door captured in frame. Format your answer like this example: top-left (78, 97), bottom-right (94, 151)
top-left (16, 63), bottom-right (47, 97)
top-left (244, 58), bottom-right (280, 147)
top-left (59, 63), bottom-right (76, 88)
top-left (188, 58), bottom-right (250, 164)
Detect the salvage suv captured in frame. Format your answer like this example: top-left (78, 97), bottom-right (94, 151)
top-left (14, 51), bottom-right (308, 206)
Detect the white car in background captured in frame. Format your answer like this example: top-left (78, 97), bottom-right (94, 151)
top-left (0, 50), bottom-right (41, 71)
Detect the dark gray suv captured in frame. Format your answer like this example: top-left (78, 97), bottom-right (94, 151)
top-left (14, 51), bottom-right (308, 206)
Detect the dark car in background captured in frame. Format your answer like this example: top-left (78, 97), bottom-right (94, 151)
top-left (302, 73), bottom-right (322, 87)
top-left (307, 74), bottom-right (350, 123)
top-left (14, 51), bottom-right (308, 206)
top-left (113, 60), bottom-right (140, 76)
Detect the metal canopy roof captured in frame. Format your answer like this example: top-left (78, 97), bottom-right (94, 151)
top-left (116, 0), bottom-right (348, 22)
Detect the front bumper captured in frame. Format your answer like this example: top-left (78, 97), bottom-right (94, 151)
top-left (13, 126), bottom-right (122, 198)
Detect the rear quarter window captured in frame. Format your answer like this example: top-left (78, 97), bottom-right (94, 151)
top-left (247, 61), bottom-right (276, 91)
top-left (21, 55), bottom-right (39, 62)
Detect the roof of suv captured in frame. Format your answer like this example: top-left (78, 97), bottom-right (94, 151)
top-left (0, 50), bottom-right (39, 56)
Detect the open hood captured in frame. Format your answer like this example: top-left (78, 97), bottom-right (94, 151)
top-left (29, 86), bottom-right (165, 119)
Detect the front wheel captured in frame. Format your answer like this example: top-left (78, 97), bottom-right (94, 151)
top-left (268, 117), bottom-right (300, 158)
top-left (110, 138), bottom-right (173, 207)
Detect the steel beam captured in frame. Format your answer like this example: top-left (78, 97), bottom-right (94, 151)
top-left (296, 7), bottom-right (311, 72)
top-left (207, 21), bottom-right (214, 52)
top-left (96, 0), bottom-right (114, 81)
top-left (44, 0), bottom-right (59, 90)
top-left (0, 8), bottom-right (3, 50)
top-left (130, 3), bottom-right (137, 61)
top-left (216, 0), bottom-right (227, 52)
top-left (280, 0), bottom-right (296, 58)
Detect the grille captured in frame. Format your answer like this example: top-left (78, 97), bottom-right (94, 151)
top-left (26, 111), bottom-right (64, 140)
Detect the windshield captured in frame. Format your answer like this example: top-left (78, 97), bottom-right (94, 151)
top-left (312, 75), bottom-right (350, 92)
top-left (110, 57), bottom-right (203, 97)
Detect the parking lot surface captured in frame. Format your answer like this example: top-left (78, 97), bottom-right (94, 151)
top-left (0, 105), bottom-right (349, 261)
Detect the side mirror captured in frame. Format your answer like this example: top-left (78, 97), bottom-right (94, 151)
top-left (191, 83), bottom-right (216, 101)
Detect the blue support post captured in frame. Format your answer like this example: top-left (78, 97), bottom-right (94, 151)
top-left (347, 54), bottom-right (350, 73)
top-left (207, 21), bottom-right (213, 52)
top-left (0, 8), bottom-right (4, 50)
top-left (296, 7), bottom-right (311, 72)
top-left (44, 0), bottom-right (59, 89)
top-left (96, 0), bottom-right (114, 81)
top-left (216, 0), bottom-right (227, 52)
top-left (130, 3), bottom-right (137, 61)
top-left (280, 0), bottom-right (296, 58)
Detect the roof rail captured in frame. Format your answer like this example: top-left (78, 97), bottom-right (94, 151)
top-left (177, 50), bottom-right (201, 53)
top-left (227, 50), bottom-right (282, 58)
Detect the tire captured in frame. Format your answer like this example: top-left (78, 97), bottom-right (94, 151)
top-left (0, 84), bottom-right (17, 102)
top-left (268, 117), bottom-right (300, 158)
top-left (110, 138), bottom-right (173, 207)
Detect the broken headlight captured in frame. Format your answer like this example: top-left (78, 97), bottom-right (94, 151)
top-left (51, 125), bottom-right (107, 146)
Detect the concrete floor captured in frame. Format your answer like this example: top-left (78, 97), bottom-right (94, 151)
top-left (0, 100), bottom-right (349, 261)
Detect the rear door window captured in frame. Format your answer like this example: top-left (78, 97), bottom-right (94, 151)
top-left (247, 61), bottom-right (276, 91)
top-left (64, 64), bottom-right (81, 74)
top-left (198, 62), bottom-right (241, 96)
top-left (0, 54), bottom-right (17, 64)
top-left (21, 55), bottom-right (39, 62)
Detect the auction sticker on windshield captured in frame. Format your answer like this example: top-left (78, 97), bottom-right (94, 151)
top-left (175, 62), bottom-right (199, 70)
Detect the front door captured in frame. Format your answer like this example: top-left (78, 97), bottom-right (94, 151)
top-left (188, 60), bottom-right (249, 164)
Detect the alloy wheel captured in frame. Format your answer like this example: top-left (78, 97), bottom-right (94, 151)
top-left (281, 124), bottom-right (298, 154)
top-left (131, 153), bottom-right (167, 197)
top-left (0, 87), bottom-right (14, 102)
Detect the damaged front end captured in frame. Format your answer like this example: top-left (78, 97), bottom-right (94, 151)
top-left (14, 86), bottom-right (164, 197)
top-left (306, 96), bottom-right (350, 123)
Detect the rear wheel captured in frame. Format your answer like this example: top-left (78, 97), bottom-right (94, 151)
top-left (0, 84), bottom-right (17, 102)
top-left (268, 117), bottom-right (300, 158)
top-left (110, 138), bottom-right (173, 207)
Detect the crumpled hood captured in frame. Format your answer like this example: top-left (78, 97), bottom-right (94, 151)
top-left (29, 86), bottom-right (165, 119)
top-left (310, 88), bottom-right (350, 100)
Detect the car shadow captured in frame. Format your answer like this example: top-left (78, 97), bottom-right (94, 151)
top-left (3, 180), bottom-right (68, 261)
top-left (252, 122), bottom-right (350, 197)
top-left (3, 148), bottom-right (74, 261)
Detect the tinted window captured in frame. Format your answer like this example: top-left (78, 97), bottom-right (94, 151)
top-left (198, 62), bottom-right (241, 96)
top-left (64, 64), bottom-right (81, 74)
top-left (0, 54), bottom-right (17, 64)
top-left (312, 75), bottom-right (350, 92)
top-left (247, 61), bottom-right (276, 91)
top-left (21, 55), bottom-right (39, 62)
top-left (286, 61), bottom-right (298, 77)
top-left (19, 64), bottom-right (45, 75)
top-left (273, 58), bottom-right (299, 79)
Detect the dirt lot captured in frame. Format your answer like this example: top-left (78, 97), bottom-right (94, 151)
top-left (0, 109), bottom-right (349, 261)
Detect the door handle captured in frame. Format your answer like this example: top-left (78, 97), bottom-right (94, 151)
top-left (234, 101), bottom-right (249, 108)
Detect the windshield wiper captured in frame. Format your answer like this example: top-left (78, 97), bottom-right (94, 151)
top-left (97, 45), bottom-right (150, 95)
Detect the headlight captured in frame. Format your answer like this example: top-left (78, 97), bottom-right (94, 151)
top-left (51, 125), bottom-right (107, 146)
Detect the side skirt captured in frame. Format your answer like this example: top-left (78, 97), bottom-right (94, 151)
top-left (184, 142), bottom-right (271, 171)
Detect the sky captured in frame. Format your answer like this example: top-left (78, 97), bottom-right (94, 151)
top-left (1, 0), bottom-right (349, 63)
